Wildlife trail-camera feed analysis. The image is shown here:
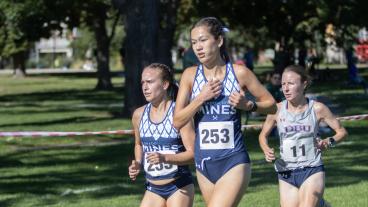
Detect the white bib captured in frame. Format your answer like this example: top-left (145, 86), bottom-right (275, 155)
top-left (199, 121), bottom-right (234, 150)
top-left (281, 138), bottom-right (316, 163)
top-left (144, 151), bottom-right (178, 177)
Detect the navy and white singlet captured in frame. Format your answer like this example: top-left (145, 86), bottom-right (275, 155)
top-left (191, 63), bottom-right (249, 165)
top-left (139, 102), bottom-right (191, 181)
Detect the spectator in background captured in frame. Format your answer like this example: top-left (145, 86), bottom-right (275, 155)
top-left (182, 47), bottom-right (199, 70)
top-left (265, 71), bottom-right (285, 103)
top-left (243, 46), bottom-right (254, 71)
top-left (346, 46), bottom-right (368, 95)
top-left (298, 46), bottom-right (307, 67)
top-left (306, 48), bottom-right (319, 76)
top-left (273, 45), bottom-right (292, 74)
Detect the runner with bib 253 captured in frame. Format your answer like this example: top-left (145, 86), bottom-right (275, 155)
top-left (173, 17), bottom-right (277, 207)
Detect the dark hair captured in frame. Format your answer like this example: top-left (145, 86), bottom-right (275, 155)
top-left (144, 63), bottom-right (178, 100)
top-left (270, 71), bottom-right (281, 77)
top-left (283, 65), bottom-right (312, 90)
top-left (191, 17), bottom-right (230, 62)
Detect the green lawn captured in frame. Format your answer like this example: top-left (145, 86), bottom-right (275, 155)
top-left (0, 69), bottom-right (367, 207)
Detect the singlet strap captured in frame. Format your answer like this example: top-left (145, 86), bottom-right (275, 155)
top-left (147, 101), bottom-right (174, 125)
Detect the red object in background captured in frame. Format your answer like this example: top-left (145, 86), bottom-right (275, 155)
top-left (235, 59), bottom-right (245, 65)
top-left (356, 43), bottom-right (368, 62)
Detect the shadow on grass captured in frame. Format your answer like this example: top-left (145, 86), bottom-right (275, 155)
top-left (0, 125), bottom-right (366, 206)
top-left (0, 141), bottom-right (146, 206)
top-left (0, 87), bottom-right (130, 123)
top-left (0, 88), bottom-right (124, 104)
top-left (0, 198), bottom-right (17, 207)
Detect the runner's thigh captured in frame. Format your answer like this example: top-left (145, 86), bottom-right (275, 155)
top-left (140, 190), bottom-right (166, 207)
top-left (207, 164), bottom-right (251, 207)
top-left (167, 184), bottom-right (195, 207)
top-left (196, 170), bottom-right (215, 205)
top-left (299, 172), bottom-right (325, 207)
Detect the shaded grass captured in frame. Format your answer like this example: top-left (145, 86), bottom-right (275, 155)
top-left (0, 75), bottom-right (127, 132)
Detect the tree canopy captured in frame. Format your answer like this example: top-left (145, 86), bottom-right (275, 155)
top-left (1, 0), bottom-right (368, 112)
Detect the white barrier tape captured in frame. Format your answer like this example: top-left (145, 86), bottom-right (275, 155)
top-left (336, 114), bottom-right (368, 121)
top-left (241, 124), bottom-right (263, 130)
top-left (240, 114), bottom-right (368, 130)
top-left (0, 114), bottom-right (367, 138)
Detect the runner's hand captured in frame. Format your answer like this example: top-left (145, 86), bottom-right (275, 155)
top-left (229, 91), bottom-right (253, 110)
top-left (198, 78), bottom-right (222, 102)
top-left (262, 147), bottom-right (275, 162)
top-left (316, 138), bottom-right (329, 151)
top-left (128, 160), bottom-right (141, 181)
top-left (146, 152), bottom-right (166, 165)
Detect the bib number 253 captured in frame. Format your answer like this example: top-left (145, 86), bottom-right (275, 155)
top-left (199, 121), bottom-right (234, 149)
top-left (201, 128), bottom-right (230, 144)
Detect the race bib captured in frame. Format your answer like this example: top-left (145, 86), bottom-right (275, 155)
top-left (144, 150), bottom-right (178, 177)
top-left (281, 138), bottom-right (316, 163)
top-left (199, 121), bottom-right (234, 150)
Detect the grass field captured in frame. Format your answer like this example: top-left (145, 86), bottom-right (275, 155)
top-left (0, 68), bottom-right (367, 207)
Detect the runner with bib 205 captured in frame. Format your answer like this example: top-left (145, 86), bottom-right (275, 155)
top-left (129, 63), bottom-right (195, 207)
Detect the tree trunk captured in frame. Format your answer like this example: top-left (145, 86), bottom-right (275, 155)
top-left (12, 51), bottom-right (27, 77)
top-left (157, 0), bottom-right (180, 69)
top-left (114, 0), bottom-right (180, 116)
top-left (93, 6), bottom-right (113, 90)
top-left (119, 0), bottom-right (159, 116)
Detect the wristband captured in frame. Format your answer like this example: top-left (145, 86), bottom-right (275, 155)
top-left (249, 100), bottom-right (258, 112)
top-left (328, 137), bottom-right (336, 148)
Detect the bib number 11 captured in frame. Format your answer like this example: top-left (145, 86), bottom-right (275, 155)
top-left (282, 138), bottom-right (315, 162)
top-left (290, 144), bottom-right (306, 157)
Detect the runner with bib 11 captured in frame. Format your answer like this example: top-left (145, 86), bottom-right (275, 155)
top-left (259, 65), bottom-right (347, 207)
